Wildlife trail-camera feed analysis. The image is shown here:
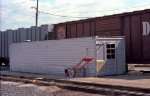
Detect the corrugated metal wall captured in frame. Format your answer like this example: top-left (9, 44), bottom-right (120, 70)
top-left (55, 21), bottom-right (96, 39)
top-left (1, 32), bottom-right (5, 57)
top-left (1, 9), bottom-right (150, 64)
top-left (95, 17), bottom-right (121, 36)
top-left (124, 12), bottom-right (150, 63)
top-left (0, 25), bottom-right (54, 58)
top-left (9, 37), bottom-right (96, 76)
top-left (54, 9), bottom-right (150, 63)
top-left (55, 16), bottom-right (122, 39)
top-left (0, 32), bottom-right (2, 57)
top-left (4, 31), bottom-right (8, 57)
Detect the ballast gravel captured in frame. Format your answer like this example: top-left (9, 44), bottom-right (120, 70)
top-left (0, 80), bottom-right (103, 96)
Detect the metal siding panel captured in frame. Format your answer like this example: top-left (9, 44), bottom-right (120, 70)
top-left (5, 31), bottom-right (8, 57)
top-left (141, 13), bottom-right (150, 59)
top-left (41, 25), bottom-right (47, 40)
top-left (54, 25), bottom-right (58, 39)
top-left (31, 26), bottom-right (36, 41)
top-left (19, 29), bottom-right (23, 42)
top-left (55, 24), bottom-right (70, 39)
top-left (8, 30), bottom-right (13, 57)
top-left (39, 27), bottom-right (42, 41)
top-left (56, 25), bottom-right (66, 39)
top-left (77, 23), bottom-right (83, 37)
top-left (13, 30), bottom-right (17, 43)
top-left (96, 22), bottom-right (120, 31)
top-left (96, 17), bottom-right (120, 25)
top-left (10, 37), bottom-right (96, 76)
top-left (124, 16), bottom-right (131, 61)
top-left (130, 15), bottom-right (141, 59)
top-left (66, 24), bottom-right (71, 38)
top-left (0, 32), bottom-right (1, 57)
top-left (36, 27), bottom-right (40, 41)
top-left (84, 22), bottom-right (90, 37)
top-left (70, 24), bottom-right (76, 38)
top-left (95, 17), bottom-right (121, 36)
top-left (54, 25), bottom-right (66, 39)
top-left (1, 32), bottom-right (5, 57)
top-left (16, 30), bottom-right (20, 43)
top-left (27, 28), bottom-right (32, 41)
top-left (20, 28), bottom-right (26, 42)
top-left (91, 21), bottom-right (95, 36)
top-left (8, 30), bottom-right (13, 44)
top-left (24, 28), bottom-right (28, 40)
top-left (24, 29), bottom-right (28, 41)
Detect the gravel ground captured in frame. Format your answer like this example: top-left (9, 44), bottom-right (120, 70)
top-left (0, 80), bottom-right (102, 96)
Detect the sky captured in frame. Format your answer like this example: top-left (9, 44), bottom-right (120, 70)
top-left (0, 0), bottom-right (150, 31)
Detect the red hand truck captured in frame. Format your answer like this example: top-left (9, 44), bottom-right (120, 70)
top-left (64, 57), bottom-right (94, 77)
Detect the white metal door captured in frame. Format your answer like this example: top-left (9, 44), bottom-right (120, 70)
top-left (104, 43), bottom-right (117, 75)
top-left (96, 43), bottom-right (117, 76)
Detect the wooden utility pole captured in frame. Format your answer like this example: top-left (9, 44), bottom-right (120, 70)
top-left (36, 0), bottom-right (39, 27)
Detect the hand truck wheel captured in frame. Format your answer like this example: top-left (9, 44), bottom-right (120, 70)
top-left (75, 67), bottom-right (86, 77)
top-left (65, 68), bottom-right (75, 77)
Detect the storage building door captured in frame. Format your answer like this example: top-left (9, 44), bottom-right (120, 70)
top-left (104, 43), bottom-right (117, 75)
top-left (96, 42), bottom-right (117, 76)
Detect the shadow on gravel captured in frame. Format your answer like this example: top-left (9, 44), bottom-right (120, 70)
top-left (0, 66), bottom-right (10, 71)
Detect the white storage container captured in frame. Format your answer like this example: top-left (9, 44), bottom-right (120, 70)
top-left (9, 37), bottom-right (125, 77)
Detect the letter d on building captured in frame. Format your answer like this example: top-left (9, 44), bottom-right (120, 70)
top-left (142, 22), bottom-right (150, 35)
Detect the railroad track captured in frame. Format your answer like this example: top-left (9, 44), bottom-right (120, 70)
top-left (0, 75), bottom-right (150, 96)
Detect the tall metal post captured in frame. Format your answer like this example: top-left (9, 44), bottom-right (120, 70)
top-left (36, 0), bottom-right (39, 27)
top-left (35, 0), bottom-right (39, 41)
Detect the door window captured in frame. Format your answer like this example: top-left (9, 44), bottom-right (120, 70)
top-left (106, 44), bottom-right (115, 59)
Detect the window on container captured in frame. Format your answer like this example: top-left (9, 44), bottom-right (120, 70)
top-left (106, 44), bottom-right (115, 59)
